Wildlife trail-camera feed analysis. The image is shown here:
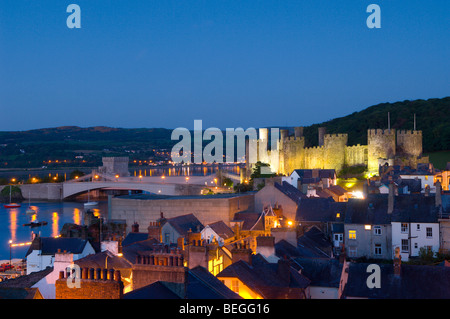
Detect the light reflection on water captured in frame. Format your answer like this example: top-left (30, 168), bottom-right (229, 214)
top-left (0, 201), bottom-right (108, 261)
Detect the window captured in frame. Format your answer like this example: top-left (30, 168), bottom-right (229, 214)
top-left (401, 239), bottom-right (409, 253)
top-left (374, 226), bottom-right (382, 236)
top-left (334, 234), bottom-right (343, 242)
top-left (401, 223), bottom-right (408, 233)
top-left (414, 243), bottom-right (418, 249)
top-left (348, 246), bottom-right (357, 257)
top-left (348, 230), bottom-right (356, 240)
top-left (426, 227), bottom-right (433, 238)
top-left (232, 280), bottom-right (239, 293)
top-left (374, 244), bottom-right (382, 256)
top-left (416, 224), bottom-right (420, 231)
top-left (364, 225), bottom-right (372, 230)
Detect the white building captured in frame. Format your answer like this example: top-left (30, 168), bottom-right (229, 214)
top-left (26, 237), bottom-right (95, 275)
top-left (391, 221), bottom-right (440, 262)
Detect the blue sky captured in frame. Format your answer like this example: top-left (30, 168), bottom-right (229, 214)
top-left (0, 1), bottom-right (449, 131)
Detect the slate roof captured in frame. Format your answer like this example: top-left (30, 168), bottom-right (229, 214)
top-left (274, 181), bottom-right (307, 203)
top-left (0, 288), bottom-right (41, 299)
top-left (294, 169), bottom-right (336, 179)
top-left (217, 254), bottom-right (310, 299)
top-left (0, 267), bottom-right (53, 289)
top-left (390, 194), bottom-right (439, 223)
top-left (121, 232), bottom-right (150, 247)
top-left (296, 197), bottom-right (346, 223)
top-left (292, 258), bottom-right (343, 288)
top-left (74, 250), bottom-right (132, 270)
top-left (275, 227), bottom-right (333, 259)
top-left (186, 266), bottom-right (241, 299)
top-left (344, 194), bottom-right (439, 225)
top-left (326, 185), bottom-right (348, 197)
top-left (121, 238), bottom-right (165, 265)
top-left (25, 237), bottom-right (91, 257)
top-left (123, 266), bottom-right (241, 299)
top-left (296, 227), bottom-right (333, 258)
top-left (343, 262), bottom-right (450, 299)
top-left (205, 221), bottom-right (234, 240)
top-left (165, 214), bottom-right (204, 236)
top-left (123, 281), bottom-right (180, 299)
top-left (232, 211), bottom-right (265, 231)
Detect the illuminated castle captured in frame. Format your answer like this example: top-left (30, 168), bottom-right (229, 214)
top-left (247, 125), bottom-right (428, 176)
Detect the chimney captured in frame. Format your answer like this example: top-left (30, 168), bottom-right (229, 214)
top-left (339, 243), bottom-right (346, 264)
top-left (435, 181), bottom-right (442, 208)
top-left (231, 242), bottom-right (253, 266)
top-left (256, 235), bottom-right (275, 259)
top-left (148, 221), bottom-right (162, 242)
top-left (363, 181), bottom-right (369, 198)
top-left (393, 247), bottom-right (401, 277)
top-left (131, 222), bottom-right (139, 233)
top-left (388, 182), bottom-right (394, 214)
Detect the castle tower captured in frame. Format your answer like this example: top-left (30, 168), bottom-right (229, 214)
top-left (294, 127), bottom-right (303, 138)
top-left (318, 127), bottom-right (327, 147)
top-left (396, 130), bottom-right (422, 157)
top-left (324, 134), bottom-right (348, 172)
top-left (367, 129), bottom-right (396, 173)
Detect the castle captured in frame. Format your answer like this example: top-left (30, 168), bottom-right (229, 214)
top-left (246, 126), bottom-right (428, 176)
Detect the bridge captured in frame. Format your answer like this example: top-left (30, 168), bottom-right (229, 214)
top-left (61, 172), bottom-right (241, 199)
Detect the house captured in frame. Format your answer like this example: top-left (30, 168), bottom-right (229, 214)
top-left (282, 169), bottom-right (337, 191)
top-left (217, 253), bottom-right (311, 299)
top-left (343, 195), bottom-right (392, 260)
top-left (255, 181), bottom-right (306, 221)
top-left (390, 194), bottom-right (440, 261)
top-left (201, 220), bottom-right (235, 246)
top-left (161, 213), bottom-right (204, 245)
top-left (25, 237), bottom-right (95, 275)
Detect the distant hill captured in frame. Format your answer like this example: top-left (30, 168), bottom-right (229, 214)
top-left (300, 97), bottom-right (450, 153)
top-left (0, 97), bottom-right (448, 169)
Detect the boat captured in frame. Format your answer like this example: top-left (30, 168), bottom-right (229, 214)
top-left (83, 189), bottom-right (98, 208)
top-left (26, 193), bottom-right (36, 215)
top-left (3, 186), bottom-right (21, 209)
top-left (23, 221), bottom-right (48, 227)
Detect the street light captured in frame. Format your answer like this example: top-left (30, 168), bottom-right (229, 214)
top-left (9, 240), bottom-right (12, 269)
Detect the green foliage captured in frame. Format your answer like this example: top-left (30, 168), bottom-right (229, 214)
top-left (301, 97), bottom-right (450, 153)
top-left (250, 161), bottom-right (276, 180)
top-left (222, 177), bottom-right (233, 187)
top-left (337, 164), bottom-right (367, 179)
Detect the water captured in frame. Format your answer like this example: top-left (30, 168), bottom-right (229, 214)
top-left (0, 200), bottom-right (108, 261)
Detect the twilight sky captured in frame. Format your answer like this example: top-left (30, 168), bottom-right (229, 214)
top-left (0, 1), bottom-right (449, 131)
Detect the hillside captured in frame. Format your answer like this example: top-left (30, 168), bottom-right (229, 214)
top-left (300, 97), bottom-right (450, 153)
top-left (0, 97), bottom-right (448, 169)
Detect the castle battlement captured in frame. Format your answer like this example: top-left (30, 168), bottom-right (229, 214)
top-left (285, 136), bottom-right (305, 142)
top-left (324, 133), bottom-right (348, 139)
top-left (368, 129), bottom-right (395, 136)
top-left (397, 130), bottom-right (422, 136)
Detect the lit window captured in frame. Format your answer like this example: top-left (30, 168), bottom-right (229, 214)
top-left (348, 230), bottom-right (356, 240)
top-left (336, 213), bottom-right (340, 218)
top-left (426, 227), bottom-right (433, 238)
top-left (364, 225), bottom-right (372, 230)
